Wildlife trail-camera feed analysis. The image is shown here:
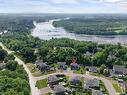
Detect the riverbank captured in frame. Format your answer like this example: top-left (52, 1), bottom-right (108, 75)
top-left (32, 19), bottom-right (127, 45)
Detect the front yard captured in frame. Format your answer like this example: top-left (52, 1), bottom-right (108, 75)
top-left (112, 81), bottom-right (122, 93)
top-left (36, 79), bottom-right (48, 89)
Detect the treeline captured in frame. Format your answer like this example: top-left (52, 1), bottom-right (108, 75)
top-left (1, 15), bottom-right (127, 69)
top-left (53, 16), bottom-right (127, 35)
top-left (0, 46), bottom-right (30, 95)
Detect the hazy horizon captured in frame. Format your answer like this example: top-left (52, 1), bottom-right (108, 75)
top-left (0, 0), bottom-right (127, 14)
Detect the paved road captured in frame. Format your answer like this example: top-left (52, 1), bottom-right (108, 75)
top-left (0, 42), bottom-right (117, 95)
top-left (34, 72), bottom-right (117, 95)
top-left (0, 43), bottom-right (40, 95)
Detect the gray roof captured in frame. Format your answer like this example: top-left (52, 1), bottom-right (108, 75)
top-left (36, 60), bottom-right (48, 67)
top-left (92, 89), bottom-right (103, 95)
top-left (70, 63), bottom-right (79, 67)
top-left (113, 65), bottom-right (125, 73)
top-left (89, 67), bottom-right (98, 72)
top-left (48, 75), bottom-right (59, 83)
top-left (54, 84), bottom-right (66, 93)
top-left (70, 76), bottom-right (81, 82)
top-left (57, 62), bottom-right (66, 66)
top-left (85, 78), bottom-right (100, 89)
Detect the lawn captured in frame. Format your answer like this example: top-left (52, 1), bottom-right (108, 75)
top-left (36, 79), bottom-right (48, 89)
top-left (90, 72), bottom-right (103, 77)
top-left (26, 63), bottom-right (37, 73)
top-left (112, 82), bottom-right (122, 93)
top-left (100, 81), bottom-right (109, 95)
top-left (73, 67), bottom-right (86, 74)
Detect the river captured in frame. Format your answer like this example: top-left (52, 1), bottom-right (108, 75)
top-left (32, 19), bottom-right (127, 45)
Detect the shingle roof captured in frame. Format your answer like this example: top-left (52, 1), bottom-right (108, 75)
top-left (36, 60), bottom-right (48, 67)
top-left (70, 76), bottom-right (81, 82)
top-left (57, 62), bottom-right (66, 66)
top-left (48, 75), bottom-right (59, 83)
top-left (113, 65), bottom-right (126, 74)
top-left (85, 78), bottom-right (100, 89)
top-left (70, 63), bottom-right (79, 67)
top-left (54, 84), bottom-right (66, 93)
top-left (92, 89), bottom-right (103, 95)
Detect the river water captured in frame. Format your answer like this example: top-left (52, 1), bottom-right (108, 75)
top-left (32, 19), bottom-right (127, 45)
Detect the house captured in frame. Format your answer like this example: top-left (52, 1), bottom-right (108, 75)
top-left (0, 61), bottom-right (5, 70)
top-left (70, 63), bottom-right (80, 70)
top-left (113, 65), bottom-right (127, 75)
top-left (53, 84), bottom-right (66, 95)
top-left (57, 62), bottom-right (67, 70)
top-left (92, 89), bottom-right (103, 95)
top-left (36, 60), bottom-right (49, 71)
top-left (70, 76), bottom-right (81, 85)
top-left (84, 78), bottom-right (100, 90)
top-left (48, 75), bottom-right (59, 86)
top-left (88, 67), bottom-right (98, 73)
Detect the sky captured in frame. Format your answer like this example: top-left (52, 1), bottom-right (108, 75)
top-left (0, 0), bottom-right (127, 13)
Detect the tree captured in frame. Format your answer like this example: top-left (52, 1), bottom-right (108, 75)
top-left (99, 64), bottom-right (106, 74)
top-left (103, 69), bottom-right (110, 76)
top-left (92, 52), bottom-right (107, 66)
top-left (6, 60), bottom-right (18, 71)
top-left (4, 89), bottom-right (19, 95)
top-left (4, 53), bottom-right (15, 63)
top-left (20, 47), bottom-right (36, 62)
top-left (0, 49), bottom-right (7, 61)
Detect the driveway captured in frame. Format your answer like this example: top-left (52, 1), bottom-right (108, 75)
top-left (34, 72), bottom-right (117, 95)
top-left (0, 42), bottom-right (117, 95)
top-left (39, 87), bottom-right (52, 95)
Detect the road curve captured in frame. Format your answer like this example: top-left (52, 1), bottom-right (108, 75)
top-left (0, 43), bottom-right (40, 95)
top-left (34, 72), bottom-right (117, 95)
top-left (0, 42), bottom-right (117, 95)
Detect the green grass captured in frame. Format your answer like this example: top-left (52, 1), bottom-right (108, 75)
top-left (100, 81), bottom-right (109, 95)
top-left (90, 72), bottom-right (103, 77)
top-left (36, 79), bottom-right (48, 89)
top-left (113, 82), bottom-right (122, 93)
top-left (73, 67), bottom-right (86, 74)
top-left (32, 70), bottom-right (56, 77)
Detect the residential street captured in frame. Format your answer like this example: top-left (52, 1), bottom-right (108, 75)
top-left (0, 42), bottom-right (117, 95)
top-left (0, 43), bottom-right (40, 95)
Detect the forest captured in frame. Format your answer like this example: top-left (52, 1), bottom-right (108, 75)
top-left (53, 15), bottom-right (127, 35)
top-left (1, 14), bottom-right (127, 68)
top-left (0, 46), bottom-right (30, 95)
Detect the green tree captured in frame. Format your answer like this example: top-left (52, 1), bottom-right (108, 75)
top-left (4, 53), bottom-right (15, 63)
top-left (99, 64), bottom-right (106, 74)
top-left (0, 49), bottom-right (7, 61)
top-left (6, 60), bottom-right (18, 71)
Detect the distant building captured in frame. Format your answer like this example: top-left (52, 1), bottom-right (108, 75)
top-left (0, 61), bottom-right (6, 70)
top-left (53, 84), bottom-right (66, 95)
top-left (36, 60), bottom-right (49, 72)
top-left (70, 76), bottom-right (81, 85)
top-left (92, 89), bottom-right (103, 95)
top-left (57, 62), bottom-right (67, 70)
top-left (84, 78), bottom-right (100, 90)
top-left (88, 67), bottom-right (98, 73)
top-left (113, 65), bottom-right (127, 75)
top-left (70, 63), bottom-right (80, 70)
top-left (48, 75), bottom-right (59, 86)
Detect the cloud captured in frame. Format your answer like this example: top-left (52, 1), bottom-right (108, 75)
top-left (0, 0), bottom-right (127, 13)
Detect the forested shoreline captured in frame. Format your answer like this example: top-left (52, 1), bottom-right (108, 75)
top-left (0, 15), bottom-right (127, 68)
top-left (53, 15), bottom-right (127, 35)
